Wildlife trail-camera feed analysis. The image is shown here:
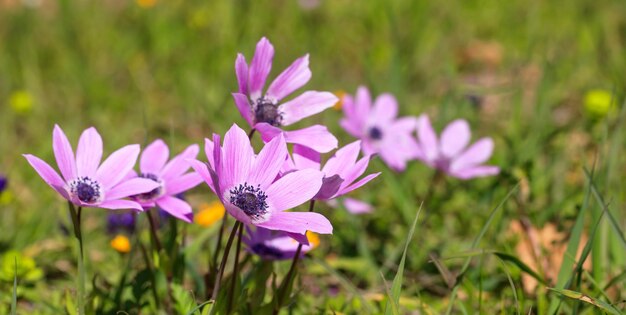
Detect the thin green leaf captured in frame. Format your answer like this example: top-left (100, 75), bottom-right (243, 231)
top-left (585, 168), bottom-right (626, 249)
top-left (11, 257), bottom-right (17, 315)
top-left (547, 288), bottom-right (621, 315)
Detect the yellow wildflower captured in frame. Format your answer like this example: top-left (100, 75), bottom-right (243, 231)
top-left (333, 90), bottom-right (347, 110)
top-left (584, 89), bottom-right (616, 118)
top-left (306, 231), bottom-right (320, 249)
top-left (195, 201), bottom-right (225, 227)
top-left (136, 0), bottom-right (157, 8)
top-left (9, 90), bottom-right (33, 114)
top-left (110, 235), bottom-right (131, 254)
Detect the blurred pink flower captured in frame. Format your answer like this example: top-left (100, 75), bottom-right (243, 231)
top-left (232, 37), bottom-right (338, 153)
top-left (415, 115), bottom-right (500, 179)
top-left (23, 125), bottom-right (158, 210)
top-left (187, 124), bottom-right (333, 235)
top-left (130, 140), bottom-right (203, 223)
top-left (340, 86), bottom-right (420, 171)
top-left (243, 227), bottom-right (317, 260)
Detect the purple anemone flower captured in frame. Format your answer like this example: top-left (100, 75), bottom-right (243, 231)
top-left (130, 140), bottom-right (203, 222)
top-left (0, 175), bottom-right (7, 194)
top-left (107, 212), bottom-right (136, 235)
top-left (188, 124), bottom-right (332, 235)
top-left (232, 37), bottom-right (338, 153)
top-left (243, 227), bottom-right (316, 260)
top-left (284, 141), bottom-right (380, 201)
top-left (328, 197), bottom-right (374, 214)
top-left (340, 86), bottom-right (420, 171)
top-left (415, 115), bottom-right (500, 179)
top-left (23, 125), bottom-right (159, 210)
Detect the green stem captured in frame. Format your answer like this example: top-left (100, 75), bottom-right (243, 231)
top-left (145, 209), bottom-right (163, 253)
top-left (68, 202), bottom-right (85, 315)
top-left (211, 221), bottom-right (242, 301)
top-left (227, 224), bottom-right (244, 313)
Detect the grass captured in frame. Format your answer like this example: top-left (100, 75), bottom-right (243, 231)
top-left (1, 0), bottom-right (625, 313)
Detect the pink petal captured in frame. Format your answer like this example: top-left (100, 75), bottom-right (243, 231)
top-left (449, 138), bottom-right (495, 172)
top-left (256, 124), bottom-right (338, 154)
top-left (256, 211), bottom-right (332, 234)
top-left (140, 139), bottom-right (169, 175)
top-left (416, 115), bottom-right (439, 162)
top-left (75, 127), bottom-right (103, 178)
top-left (248, 37), bottom-right (274, 99)
top-left (156, 196), bottom-right (193, 223)
top-left (166, 172), bottom-right (204, 195)
top-left (450, 165), bottom-right (500, 179)
top-left (99, 199), bottom-right (144, 211)
top-left (232, 93), bottom-right (254, 127)
top-left (287, 232), bottom-right (310, 245)
top-left (267, 54), bottom-right (311, 101)
top-left (161, 144), bottom-right (199, 180)
top-left (96, 144), bottom-right (140, 190)
top-left (354, 86), bottom-right (372, 120)
top-left (266, 169), bottom-right (323, 211)
top-left (340, 117), bottom-right (363, 138)
top-left (53, 125), bottom-right (77, 181)
top-left (338, 156), bottom-right (369, 189)
top-left (106, 178), bottom-right (161, 200)
top-left (249, 134), bottom-right (287, 189)
top-left (370, 93), bottom-right (398, 123)
top-left (221, 124), bottom-right (254, 190)
top-left (186, 159), bottom-right (216, 193)
top-left (393, 116), bottom-right (419, 133)
top-left (322, 141), bottom-right (361, 176)
top-left (340, 172), bottom-right (381, 195)
top-left (343, 198), bottom-right (373, 214)
top-left (292, 145), bottom-right (321, 170)
top-left (440, 119), bottom-right (471, 158)
top-left (23, 154), bottom-right (69, 199)
top-left (279, 91), bottom-right (338, 126)
top-left (235, 53), bottom-right (249, 95)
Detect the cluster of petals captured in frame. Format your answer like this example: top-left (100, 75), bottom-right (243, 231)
top-left (187, 124), bottom-right (333, 236)
top-left (415, 115), bottom-right (500, 179)
top-left (233, 37), bottom-right (338, 153)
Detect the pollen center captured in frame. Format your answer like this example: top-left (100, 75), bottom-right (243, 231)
top-left (254, 97), bottom-right (282, 126)
top-left (135, 173), bottom-right (164, 201)
top-left (68, 176), bottom-right (103, 204)
top-left (368, 126), bottom-right (383, 140)
top-left (229, 183), bottom-right (269, 221)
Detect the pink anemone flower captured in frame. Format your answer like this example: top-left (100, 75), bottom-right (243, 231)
top-left (232, 37), bottom-right (338, 153)
top-left (130, 139), bottom-right (203, 222)
top-left (415, 115), bottom-right (500, 179)
top-left (23, 125), bottom-right (159, 210)
top-left (187, 124), bottom-right (332, 236)
top-left (243, 227), bottom-right (316, 260)
top-left (340, 86), bottom-right (420, 171)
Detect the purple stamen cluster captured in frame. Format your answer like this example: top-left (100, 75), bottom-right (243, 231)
top-left (254, 97), bottom-right (283, 126)
top-left (68, 176), bottom-right (102, 203)
top-left (368, 126), bottom-right (383, 140)
top-left (136, 173), bottom-right (163, 201)
top-left (229, 182), bottom-right (269, 221)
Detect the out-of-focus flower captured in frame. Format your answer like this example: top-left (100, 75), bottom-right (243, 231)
top-left (232, 37), bottom-right (338, 153)
top-left (298, 0), bottom-right (321, 10)
top-left (9, 90), bottom-right (33, 114)
top-left (107, 212), bottom-right (136, 235)
top-left (130, 140), bottom-right (202, 223)
top-left (333, 90), bottom-right (347, 110)
top-left (340, 86), bottom-right (420, 171)
top-left (136, 0), bottom-right (156, 8)
top-left (342, 197), bottom-right (373, 214)
top-left (110, 235), bottom-right (131, 254)
top-left (0, 174), bottom-right (7, 194)
top-left (584, 89), bottom-right (616, 118)
top-left (23, 125), bottom-right (159, 210)
top-left (195, 201), bottom-right (225, 227)
top-left (187, 124), bottom-right (332, 236)
top-left (0, 250), bottom-right (43, 282)
top-left (243, 227), bottom-right (319, 260)
top-left (415, 115), bottom-right (499, 179)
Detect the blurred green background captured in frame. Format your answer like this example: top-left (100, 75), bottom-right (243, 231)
top-left (1, 0), bottom-right (625, 313)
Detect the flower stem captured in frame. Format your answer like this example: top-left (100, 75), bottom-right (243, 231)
top-left (211, 221), bottom-right (242, 302)
top-left (146, 209), bottom-right (163, 253)
top-left (247, 128), bottom-right (256, 140)
top-left (68, 202), bottom-right (85, 315)
top-left (227, 223), bottom-right (244, 313)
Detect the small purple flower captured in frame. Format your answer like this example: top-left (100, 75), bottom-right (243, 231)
top-left (0, 175), bottom-right (7, 194)
top-left (232, 37), bottom-right (338, 153)
top-left (131, 140), bottom-right (203, 223)
top-left (415, 115), bottom-right (500, 179)
top-left (284, 141), bottom-right (380, 201)
top-left (340, 86), bottom-right (421, 171)
top-left (328, 197), bottom-right (374, 214)
top-left (188, 124), bottom-right (332, 236)
top-left (107, 212), bottom-right (136, 235)
top-left (243, 227), bottom-right (316, 260)
top-left (23, 125), bottom-right (159, 210)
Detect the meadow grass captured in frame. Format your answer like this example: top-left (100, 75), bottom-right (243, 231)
top-left (1, 0), bottom-right (625, 313)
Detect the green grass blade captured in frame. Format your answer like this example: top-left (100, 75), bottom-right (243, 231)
top-left (384, 203), bottom-right (422, 315)
top-left (494, 256), bottom-right (520, 315)
top-left (584, 168), bottom-right (626, 249)
top-left (547, 288), bottom-right (621, 315)
top-left (11, 257), bottom-right (17, 315)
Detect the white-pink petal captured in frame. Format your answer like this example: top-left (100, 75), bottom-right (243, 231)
top-left (248, 37), bottom-right (274, 99)
top-left (53, 125), bottom-right (77, 181)
top-left (96, 144), bottom-right (141, 190)
top-left (248, 134), bottom-right (287, 189)
top-left (75, 127), bottom-right (103, 178)
top-left (279, 91), bottom-right (338, 126)
top-left (140, 139), bottom-right (169, 175)
top-left (106, 177), bottom-right (160, 200)
top-left (267, 54), bottom-right (311, 101)
top-left (449, 138), bottom-right (495, 172)
top-left (266, 169), bottom-right (323, 211)
top-left (23, 154), bottom-right (69, 199)
top-left (156, 196), bottom-right (193, 223)
top-left (440, 119), bottom-right (471, 158)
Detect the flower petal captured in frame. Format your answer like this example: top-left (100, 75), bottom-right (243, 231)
top-left (249, 134), bottom-right (287, 189)
top-left (99, 199), bottom-right (144, 211)
top-left (140, 139), bottom-right (169, 175)
top-left (186, 159), bottom-right (216, 194)
top-left (23, 154), bottom-right (69, 199)
top-left (248, 37), bottom-right (274, 99)
top-left (314, 174), bottom-right (344, 200)
top-left (449, 138), bottom-right (495, 172)
top-left (343, 198), bottom-right (373, 214)
top-left (156, 196), bottom-right (193, 223)
top-left (161, 144), bottom-right (199, 180)
top-left (221, 124), bottom-right (254, 190)
top-left (292, 145), bottom-right (321, 170)
top-left (96, 144), bottom-right (140, 190)
top-left (232, 93), bottom-right (254, 127)
top-left (53, 125), bottom-right (77, 181)
top-left (257, 123), bottom-right (338, 154)
top-left (256, 211), bottom-right (332, 235)
top-left (450, 165), bottom-right (500, 179)
top-left (279, 91), bottom-right (338, 126)
top-left (416, 115), bottom-right (439, 162)
top-left (267, 54), bottom-right (311, 101)
top-left (235, 53), bottom-right (249, 95)
top-left (166, 173), bottom-right (204, 195)
top-left (354, 86), bottom-right (372, 120)
top-left (322, 141), bottom-right (361, 176)
top-left (106, 178), bottom-right (161, 200)
top-left (369, 93), bottom-right (398, 124)
top-left (266, 169), bottom-right (323, 211)
top-left (75, 127), bottom-right (103, 178)
top-left (340, 172), bottom-right (380, 195)
top-left (440, 119), bottom-right (471, 158)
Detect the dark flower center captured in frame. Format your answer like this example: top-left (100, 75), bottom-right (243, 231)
top-left (68, 176), bottom-right (102, 204)
top-left (254, 97), bottom-right (282, 126)
top-left (135, 173), bottom-right (164, 201)
top-left (251, 243), bottom-right (285, 260)
top-left (368, 126), bottom-right (383, 140)
top-left (229, 183), bottom-right (269, 221)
